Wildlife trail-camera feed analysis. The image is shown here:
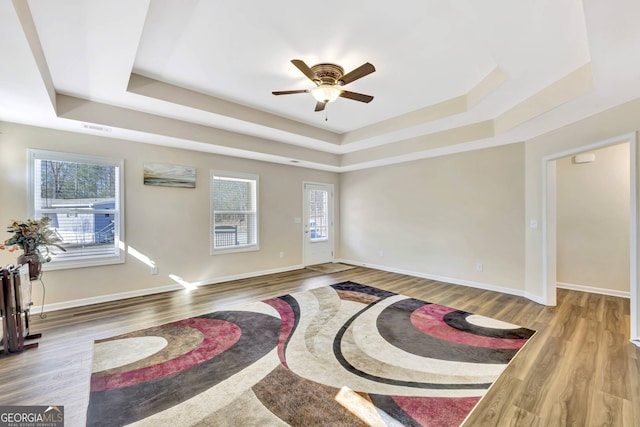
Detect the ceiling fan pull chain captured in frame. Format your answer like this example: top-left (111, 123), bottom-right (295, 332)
top-left (325, 103), bottom-right (329, 122)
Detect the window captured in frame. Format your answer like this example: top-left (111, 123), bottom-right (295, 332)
top-left (211, 171), bottom-right (259, 253)
top-left (29, 149), bottom-right (124, 269)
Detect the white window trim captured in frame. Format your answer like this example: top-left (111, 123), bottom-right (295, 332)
top-left (210, 170), bottom-right (259, 255)
top-left (28, 149), bottom-right (125, 270)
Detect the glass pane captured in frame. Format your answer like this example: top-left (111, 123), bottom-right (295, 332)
top-left (38, 211), bottom-right (117, 259)
top-left (36, 159), bottom-right (116, 209)
top-left (309, 189), bottom-right (328, 241)
top-left (213, 178), bottom-right (254, 211)
top-left (213, 212), bottom-right (257, 248)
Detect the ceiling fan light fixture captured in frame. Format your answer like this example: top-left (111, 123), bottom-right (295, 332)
top-left (273, 60), bottom-right (375, 112)
top-left (311, 84), bottom-right (341, 103)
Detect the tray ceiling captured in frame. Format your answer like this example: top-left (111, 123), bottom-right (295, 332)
top-left (1, 0), bottom-right (640, 171)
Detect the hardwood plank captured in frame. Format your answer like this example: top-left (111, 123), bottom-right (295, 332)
top-left (0, 267), bottom-right (638, 427)
top-left (539, 317), bottom-right (597, 426)
top-left (514, 334), bottom-right (567, 416)
top-left (587, 391), bottom-right (628, 427)
top-left (596, 330), bottom-right (631, 400)
top-left (629, 349), bottom-right (640, 424)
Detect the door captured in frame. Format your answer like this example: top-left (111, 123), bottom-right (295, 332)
top-left (303, 182), bottom-right (334, 266)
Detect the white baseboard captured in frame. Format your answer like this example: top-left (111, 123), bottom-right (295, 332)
top-left (32, 264), bottom-right (304, 313)
top-left (556, 281), bottom-right (630, 299)
top-left (338, 258), bottom-right (532, 300)
top-left (39, 262), bottom-right (611, 313)
top-left (523, 292), bottom-right (546, 305)
top-left (30, 283), bottom-right (183, 314)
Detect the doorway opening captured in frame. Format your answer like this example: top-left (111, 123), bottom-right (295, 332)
top-left (543, 132), bottom-right (638, 343)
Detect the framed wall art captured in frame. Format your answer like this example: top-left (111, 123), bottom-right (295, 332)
top-left (143, 163), bottom-right (196, 188)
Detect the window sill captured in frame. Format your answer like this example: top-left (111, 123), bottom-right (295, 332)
top-left (42, 254), bottom-right (125, 271)
top-left (211, 244), bottom-right (259, 255)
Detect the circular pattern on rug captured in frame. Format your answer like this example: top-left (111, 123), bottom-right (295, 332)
top-left (91, 317), bottom-right (243, 391)
top-left (410, 304), bottom-right (529, 349)
top-left (87, 310), bottom-right (282, 427)
top-left (92, 336), bottom-right (168, 372)
top-left (465, 314), bottom-right (521, 329)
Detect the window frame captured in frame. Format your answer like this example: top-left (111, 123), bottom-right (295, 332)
top-left (210, 170), bottom-right (259, 255)
top-left (28, 149), bottom-right (125, 270)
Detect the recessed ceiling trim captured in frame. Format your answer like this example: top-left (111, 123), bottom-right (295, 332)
top-left (341, 65), bottom-right (593, 167)
top-left (11, 0), bottom-right (56, 112)
top-left (466, 67), bottom-right (507, 109)
top-left (127, 73), bottom-right (341, 145)
top-left (341, 121), bottom-right (495, 167)
top-left (495, 62), bottom-right (593, 134)
top-left (341, 95), bottom-right (467, 145)
top-left (341, 66), bottom-right (506, 145)
top-left (56, 94), bottom-right (341, 167)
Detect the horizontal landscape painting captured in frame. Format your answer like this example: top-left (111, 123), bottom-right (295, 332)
top-left (143, 163), bottom-right (196, 188)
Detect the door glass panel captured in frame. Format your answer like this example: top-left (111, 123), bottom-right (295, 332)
top-left (309, 189), bottom-right (328, 241)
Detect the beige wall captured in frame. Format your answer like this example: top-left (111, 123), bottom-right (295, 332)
top-left (556, 143), bottom-right (630, 293)
top-left (525, 100), bottom-right (640, 294)
top-left (0, 122), bottom-right (339, 307)
top-left (2, 97), bottom-right (638, 340)
top-left (340, 143), bottom-right (526, 292)
top-left (524, 97), bottom-right (640, 342)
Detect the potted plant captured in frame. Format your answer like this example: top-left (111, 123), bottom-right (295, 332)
top-left (0, 217), bottom-right (66, 279)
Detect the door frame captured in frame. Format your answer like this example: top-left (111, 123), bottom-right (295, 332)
top-left (302, 181), bottom-right (334, 266)
top-left (542, 132), bottom-right (638, 344)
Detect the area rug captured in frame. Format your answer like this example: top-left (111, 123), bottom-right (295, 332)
top-left (306, 262), bottom-right (355, 273)
top-left (86, 282), bottom-right (535, 426)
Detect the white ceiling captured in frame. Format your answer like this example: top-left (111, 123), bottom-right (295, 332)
top-left (1, 0), bottom-right (640, 171)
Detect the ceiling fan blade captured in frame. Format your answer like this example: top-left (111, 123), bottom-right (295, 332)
top-left (314, 101), bottom-right (327, 112)
top-left (272, 90), bottom-right (309, 95)
top-left (340, 91), bottom-right (374, 103)
top-left (338, 62), bottom-right (375, 85)
top-left (291, 59), bottom-right (318, 83)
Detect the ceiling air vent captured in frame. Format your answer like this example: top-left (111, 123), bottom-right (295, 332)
top-left (81, 123), bottom-right (112, 133)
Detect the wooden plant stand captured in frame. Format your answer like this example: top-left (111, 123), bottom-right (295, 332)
top-left (1, 264), bottom-right (40, 355)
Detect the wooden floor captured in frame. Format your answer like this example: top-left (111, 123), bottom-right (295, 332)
top-left (1, 266), bottom-right (638, 426)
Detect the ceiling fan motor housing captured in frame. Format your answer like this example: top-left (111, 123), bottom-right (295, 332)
top-left (311, 63), bottom-right (345, 85)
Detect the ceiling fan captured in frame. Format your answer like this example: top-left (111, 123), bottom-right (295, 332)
top-left (272, 59), bottom-right (376, 112)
